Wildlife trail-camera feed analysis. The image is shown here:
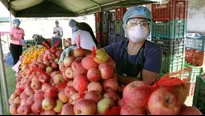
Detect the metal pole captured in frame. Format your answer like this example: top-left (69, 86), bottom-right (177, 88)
top-left (0, 34), bottom-right (4, 115)
top-left (0, 33), bottom-right (9, 114)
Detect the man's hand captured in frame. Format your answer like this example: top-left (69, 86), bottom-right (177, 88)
top-left (58, 46), bottom-right (77, 64)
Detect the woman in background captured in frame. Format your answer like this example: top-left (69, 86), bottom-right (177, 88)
top-left (9, 19), bottom-right (25, 65)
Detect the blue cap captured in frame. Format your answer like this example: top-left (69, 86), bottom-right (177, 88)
top-left (123, 6), bottom-right (152, 29)
top-left (13, 19), bottom-right (21, 26)
top-left (69, 19), bottom-right (77, 27)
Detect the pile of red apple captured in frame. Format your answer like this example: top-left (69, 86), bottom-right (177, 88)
top-left (119, 80), bottom-right (203, 115)
top-left (9, 47), bottom-right (121, 115)
top-left (185, 49), bottom-right (205, 66)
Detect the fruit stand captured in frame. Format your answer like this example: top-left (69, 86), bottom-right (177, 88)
top-left (0, 0), bottom-right (204, 115)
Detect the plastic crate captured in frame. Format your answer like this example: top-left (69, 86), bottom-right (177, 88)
top-left (193, 75), bottom-right (205, 114)
top-left (114, 20), bottom-right (123, 35)
top-left (185, 36), bottom-right (205, 50)
top-left (109, 21), bottom-right (115, 33)
top-left (184, 63), bottom-right (203, 83)
top-left (162, 55), bottom-right (185, 73)
top-left (115, 7), bottom-right (127, 20)
top-left (103, 11), bottom-right (111, 21)
top-left (151, 0), bottom-right (188, 21)
top-left (111, 12), bottom-right (116, 21)
top-left (102, 21), bottom-right (108, 33)
top-left (95, 12), bottom-right (101, 23)
top-left (152, 38), bottom-right (185, 56)
top-left (96, 32), bottom-right (102, 43)
top-left (96, 22), bottom-right (101, 33)
top-left (102, 33), bottom-right (108, 45)
top-left (152, 19), bottom-right (187, 38)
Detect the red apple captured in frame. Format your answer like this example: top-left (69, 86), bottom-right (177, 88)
top-left (42, 83), bottom-right (52, 92)
top-left (64, 86), bottom-right (77, 97)
top-left (44, 60), bottom-right (51, 66)
top-left (65, 67), bottom-right (74, 79)
top-left (82, 56), bottom-right (98, 70)
top-left (97, 98), bottom-right (115, 114)
top-left (87, 68), bottom-right (101, 82)
top-left (50, 71), bottom-right (60, 78)
top-left (17, 104), bottom-right (31, 115)
top-left (50, 47), bottom-right (57, 54)
top-left (118, 99), bottom-right (126, 107)
top-left (67, 80), bottom-right (73, 87)
top-left (40, 110), bottom-right (56, 115)
top-left (31, 99), bottom-right (43, 114)
top-left (26, 95), bottom-right (34, 107)
top-left (9, 104), bottom-right (18, 115)
top-left (58, 91), bottom-right (69, 103)
top-left (38, 63), bottom-right (47, 70)
top-left (179, 105), bottom-right (202, 115)
top-left (73, 48), bottom-right (85, 57)
top-left (53, 74), bottom-right (65, 85)
top-left (13, 96), bottom-right (21, 105)
top-left (44, 88), bottom-right (57, 98)
top-left (107, 57), bottom-right (116, 70)
top-left (120, 104), bottom-right (145, 115)
top-left (123, 81), bottom-right (152, 109)
top-left (51, 62), bottom-right (59, 69)
top-left (84, 90), bottom-right (102, 103)
top-left (61, 103), bottom-right (74, 115)
top-left (103, 78), bottom-right (118, 92)
top-left (72, 57), bottom-right (87, 75)
top-left (148, 87), bottom-right (180, 115)
top-left (20, 92), bottom-right (29, 100)
top-left (103, 91), bottom-right (119, 103)
top-left (24, 86), bottom-right (34, 96)
top-left (73, 75), bottom-right (89, 93)
top-left (42, 97), bottom-right (56, 111)
top-left (87, 82), bottom-right (103, 93)
top-left (48, 54), bottom-right (56, 61)
top-left (45, 49), bottom-right (51, 55)
top-left (39, 74), bottom-right (50, 83)
top-left (99, 63), bottom-right (113, 80)
top-left (74, 99), bottom-right (97, 115)
top-left (63, 56), bottom-right (75, 67)
top-left (34, 90), bottom-right (44, 100)
top-left (31, 80), bottom-right (42, 90)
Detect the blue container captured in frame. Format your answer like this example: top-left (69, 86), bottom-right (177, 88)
top-left (5, 52), bottom-right (14, 67)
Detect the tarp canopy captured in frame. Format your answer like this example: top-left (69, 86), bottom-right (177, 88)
top-left (0, 0), bottom-right (160, 17)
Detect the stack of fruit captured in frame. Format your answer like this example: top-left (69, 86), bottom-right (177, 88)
top-left (21, 45), bottom-right (47, 66)
top-left (119, 80), bottom-right (202, 115)
top-left (185, 49), bottom-right (204, 66)
top-left (9, 47), bottom-right (121, 115)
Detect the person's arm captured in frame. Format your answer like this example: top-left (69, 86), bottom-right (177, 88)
top-left (9, 28), bottom-right (20, 41)
top-left (53, 27), bottom-right (56, 34)
top-left (71, 33), bottom-right (77, 46)
top-left (61, 27), bottom-right (63, 37)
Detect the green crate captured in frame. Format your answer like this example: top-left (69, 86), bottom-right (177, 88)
top-left (114, 20), bottom-right (123, 35)
top-left (193, 75), bottom-right (205, 114)
top-left (184, 63), bottom-right (203, 83)
top-left (152, 19), bottom-right (187, 39)
top-left (162, 54), bottom-right (185, 73)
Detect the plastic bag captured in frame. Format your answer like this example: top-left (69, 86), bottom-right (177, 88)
top-left (5, 52), bottom-right (14, 67)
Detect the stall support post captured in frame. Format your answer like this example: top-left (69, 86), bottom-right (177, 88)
top-left (0, 33), bottom-right (9, 114)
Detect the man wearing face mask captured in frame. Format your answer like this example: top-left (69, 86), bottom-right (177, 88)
top-left (9, 19), bottom-right (25, 65)
top-left (103, 6), bottom-right (162, 85)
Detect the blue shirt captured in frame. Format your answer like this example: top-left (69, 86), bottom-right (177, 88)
top-left (104, 40), bottom-right (162, 75)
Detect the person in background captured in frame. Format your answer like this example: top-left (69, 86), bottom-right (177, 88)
top-left (103, 6), bottom-right (162, 85)
top-left (52, 20), bottom-right (63, 48)
top-left (9, 19), bottom-right (25, 65)
top-left (69, 19), bottom-right (98, 47)
top-left (69, 19), bottom-right (97, 50)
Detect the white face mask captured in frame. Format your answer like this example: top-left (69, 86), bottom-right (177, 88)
top-left (13, 24), bottom-right (18, 28)
top-left (127, 25), bottom-right (148, 43)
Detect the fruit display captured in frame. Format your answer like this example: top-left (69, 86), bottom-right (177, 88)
top-left (185, 49), bottom-right (204, 66)
top-left (9, 45), bottom-right (121, 115)
top-left (21, 45), bottom-right (47, 66)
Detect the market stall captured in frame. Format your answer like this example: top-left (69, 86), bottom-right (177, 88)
top-left (0, 0), bottom-right (204, 115)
